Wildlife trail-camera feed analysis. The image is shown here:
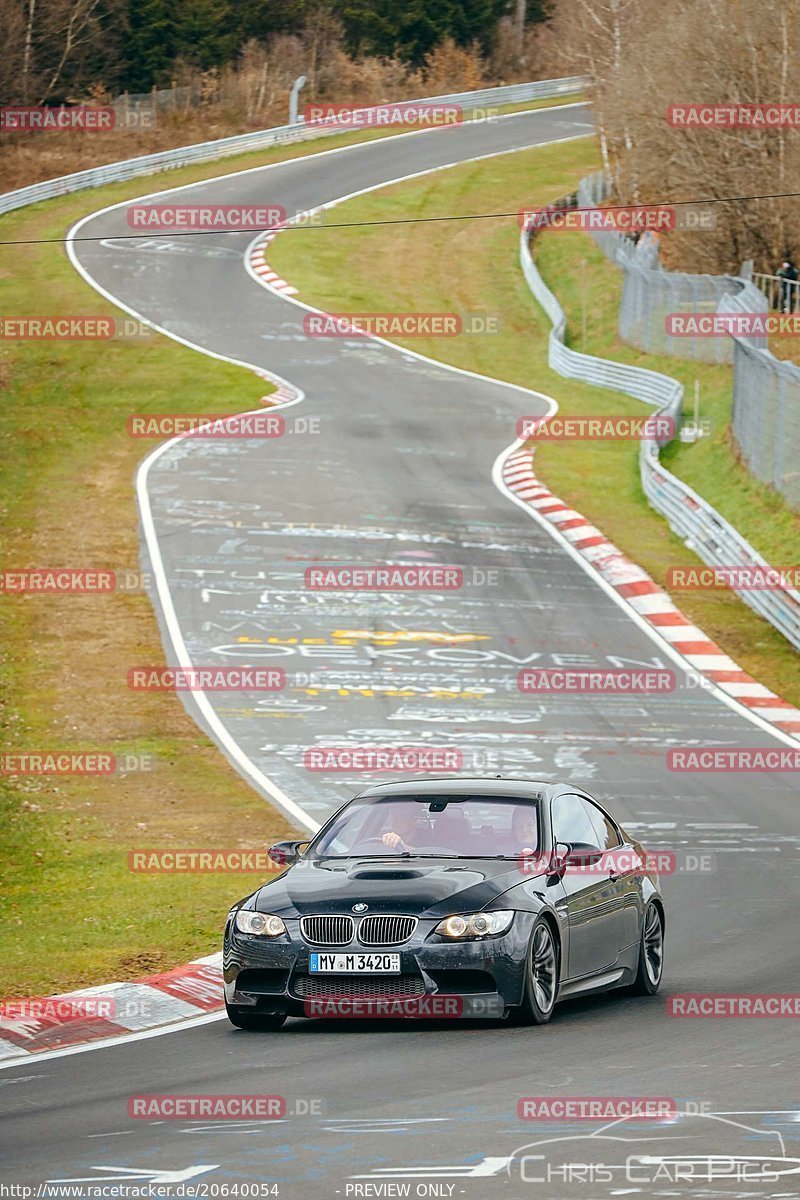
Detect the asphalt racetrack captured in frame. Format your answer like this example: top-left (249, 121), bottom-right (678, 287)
top-left (2, 103), bottom-right (799, 1199)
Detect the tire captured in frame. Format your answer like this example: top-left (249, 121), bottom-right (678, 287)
top-left (225, 1002), bottom-right (287, 1031)
top-left (514, 917), bottom-right (560, 1025)
top-left (630, 902), bottom-right (664, 995)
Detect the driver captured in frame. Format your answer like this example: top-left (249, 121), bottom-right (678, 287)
top-left (381, 808), bottom-right (420, 853)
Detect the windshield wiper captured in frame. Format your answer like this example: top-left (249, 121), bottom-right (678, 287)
top-left (315, 852), bottom-right (413, 860)
top-left (314, 852), bottom-right (522, 861)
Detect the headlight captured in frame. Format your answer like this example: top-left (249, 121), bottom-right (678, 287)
top-left (234, 910), bottom-right (286, 937)
top-left (434, 911), bottom-right (514, 940)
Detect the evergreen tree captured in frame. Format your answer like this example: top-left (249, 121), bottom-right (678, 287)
top-left (124, 0), bottom-right (180, 90)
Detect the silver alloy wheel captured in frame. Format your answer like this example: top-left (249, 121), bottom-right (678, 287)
top-left (531, 922), bottom-right (557, 1012)
top-left (643, 904), bottom-right (664, 985)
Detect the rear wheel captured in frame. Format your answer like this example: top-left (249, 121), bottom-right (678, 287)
top-left (225, 1002), bottom-right (286, 1031)
top-left (515, 917), bottom-right (559, 1025)
top-left (630, 902), bottom-right (664, 995)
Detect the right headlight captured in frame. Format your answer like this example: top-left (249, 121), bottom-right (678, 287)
top-left (434, 911), bottom-right (514, 940)
top-left (234, 910), bottom-right (286, 937)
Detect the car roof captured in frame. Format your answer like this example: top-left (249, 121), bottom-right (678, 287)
top-left (354, 776), bottom-right (552, 800)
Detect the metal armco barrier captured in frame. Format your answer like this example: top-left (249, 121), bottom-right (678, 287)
top-left (519, 183), bottom-right (800, 651)
top-left (0, 77), bottom-right (585, 217)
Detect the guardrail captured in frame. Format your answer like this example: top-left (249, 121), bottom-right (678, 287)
top-left (0, 76), bottom-right (586, 217)
top-left (519, 185), bottom-right (800, 652)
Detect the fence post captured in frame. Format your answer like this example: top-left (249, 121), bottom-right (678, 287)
top-left (289, 75), bottom-right (307, 126)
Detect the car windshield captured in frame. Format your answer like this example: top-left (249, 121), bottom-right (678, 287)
top-left (309, 794), bottom-right (541, 859)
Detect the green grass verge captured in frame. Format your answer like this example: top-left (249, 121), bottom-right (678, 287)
top-left (269, 135), bottom-right (800, 708)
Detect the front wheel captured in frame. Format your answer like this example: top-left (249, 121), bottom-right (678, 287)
top-left (225, 1002), bottom-right (287, 1031)
top-left (514, 917), bottom-right (559, 1025)
top-left (630, 902), bottom-right (664, 995)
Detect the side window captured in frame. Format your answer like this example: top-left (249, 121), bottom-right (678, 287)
top-left (551, 794), bottom-right (603, 851)
top-left (585, 801), bottom-right (622, 850)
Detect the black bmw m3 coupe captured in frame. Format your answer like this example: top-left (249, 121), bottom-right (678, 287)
top-left (223, 777), bottom-right (665, 1030)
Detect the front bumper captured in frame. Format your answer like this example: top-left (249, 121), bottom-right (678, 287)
top-left (223, 913), bottom-right (535, 1018)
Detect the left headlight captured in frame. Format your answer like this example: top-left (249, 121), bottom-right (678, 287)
top-left (434, 911), bottom-right (514, 940)
top-left (234, 910), bottom-right (287, 937)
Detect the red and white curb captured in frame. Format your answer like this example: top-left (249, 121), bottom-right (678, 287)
top-left (502, 447), bottom-right (800, 736)
top-left (0, 953), bottom-right (223, 1061)
top-left (247, 224), bottom-right (299, 296)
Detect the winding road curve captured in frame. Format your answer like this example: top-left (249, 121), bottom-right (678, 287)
top-left (1, 104), bottom-right (799, 1199)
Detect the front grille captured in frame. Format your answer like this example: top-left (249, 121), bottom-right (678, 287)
top-left (358, 915), bottom-right (418, 946)
top-left (300, 915), bottom-right (354, 946)
top-left (293, 975), bottom-right (425, 999)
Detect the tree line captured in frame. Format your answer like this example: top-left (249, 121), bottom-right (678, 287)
top-left (1, 0), bottom-right (550, 104)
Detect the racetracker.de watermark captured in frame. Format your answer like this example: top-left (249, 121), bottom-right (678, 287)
top-left (304, 995), bottom-right (504, 1018)
top-left (1, 569), bottom-right (117, 593)
top-left (518, 668), bottom-right (676, 693)
top-left (667, 103), bottom-right (800, 128)
top-left (0, 105), bottom-right (154, 131)
top-left (668, 994), bottom-right (800, 1017)
top-left (517, 849), bottom-right (715, 877)
top-left (1, 996), bottom-right (117, 1021)
top-left (1, 568), bottom-right (152, 594)
top-left (518, 1097), bottom-right (677, 1120)
top-left (302, 312), bottom-right (500, 337)
top-left (128, 1095), bottom-right (286, 1119)
top-left (0, 752), bottom-right (154, 775)
top-left (127, 667), bottom-right (286, 691)
top-left (126, 413), bottom-right (285, 438)
top-left (667, 747), bottom-right (800, 772)
top-left (303, 746), bottom-right (463, 772)
top-left (128, 849), bottom-right (285, 873)
top-left (1, 317), bottom-right (154, 340)
top-left (305, 565), bottom-right (463, 591)
top-left (667, 565), bottom-right (800, 590)
top-left (666, 312), bottom-right (800, 337)
top-left (303, 102), bottom-right (462, 128)
top-left (517, 414), bottom-right (674, 440)
top-left (126, 204), bottom-right (286, 230)
top-left (519, 204), bottom-right (716, 232)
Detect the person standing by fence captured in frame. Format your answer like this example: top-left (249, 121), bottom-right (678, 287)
top-left (776, 260), bottom-right (798, 311)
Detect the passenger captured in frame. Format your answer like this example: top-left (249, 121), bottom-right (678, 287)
top-left (512, 806), bottom-right (539, 856)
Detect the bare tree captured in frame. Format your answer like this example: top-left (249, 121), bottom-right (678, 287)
top-left (541, 0), bottom-right (800, 273)
top-left (0, 0), bottom-right (27, 103)
top-left (1, 0), bottom-right (122, 106)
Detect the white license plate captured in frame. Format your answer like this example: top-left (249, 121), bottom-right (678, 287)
top-left (309, 952), bottom-right (400, 974)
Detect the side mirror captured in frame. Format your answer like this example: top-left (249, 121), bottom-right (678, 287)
top-left (566, 846), bottom-right (604, 866)
top-left (548, 841), bottom-right (571, 876)
top-left (268, 840), bottom-right (307, 867)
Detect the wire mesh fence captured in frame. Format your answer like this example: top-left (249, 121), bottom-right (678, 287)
top-left (520, 183), bottom-right (800, 649)
top-left (619, 263), bottom-right (745, 364)
top-left (577, 173), bottom-right (800, 509)
top-left (731, 337), bottom-right (800, 512)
